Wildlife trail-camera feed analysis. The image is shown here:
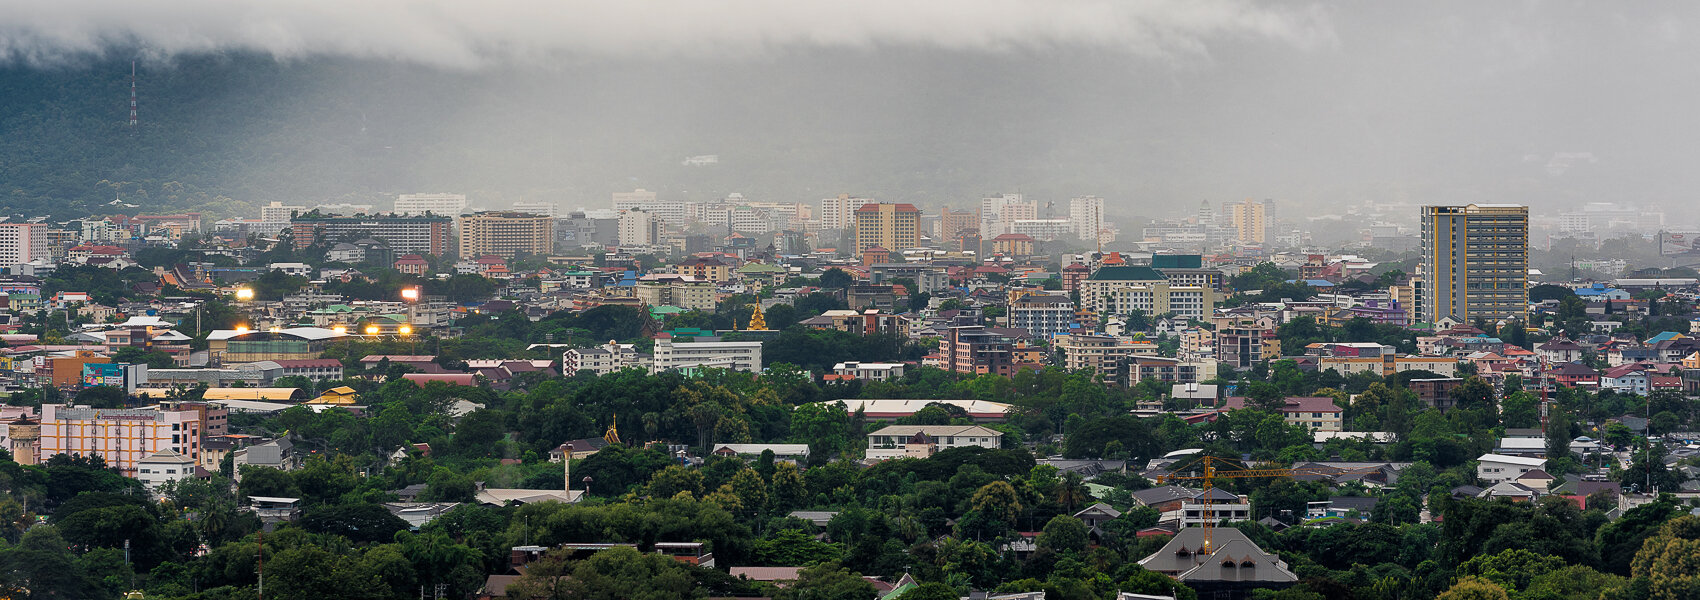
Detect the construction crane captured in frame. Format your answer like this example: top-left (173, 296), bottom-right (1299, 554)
top-left (1155, 455), bottom-right (1382, 555)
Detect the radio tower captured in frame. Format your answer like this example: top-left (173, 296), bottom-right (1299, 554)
top-left (128, 61), bottom-right (138, 127)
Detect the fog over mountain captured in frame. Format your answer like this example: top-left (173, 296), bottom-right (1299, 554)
top-left (2, 2), bottom-right (1698, 223)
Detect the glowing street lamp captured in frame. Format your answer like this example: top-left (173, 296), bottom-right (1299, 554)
top-left (332, 325), bottom-right (347, 334)
top-left (364, 325), bottom-right (381, 336)
top-left (398, 325), bottom-right (413, 335)
top-left (235, 288), bottom-right (254, 301)
top-left (234, 325), bottom-right (250, 334)
top-left (400, 287), bottom-right (420, 302)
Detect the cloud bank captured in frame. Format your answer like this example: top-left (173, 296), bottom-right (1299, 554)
top-left (0, 0), bottom-right (1333, 67)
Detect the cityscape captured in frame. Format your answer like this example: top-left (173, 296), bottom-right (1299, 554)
top-left (3, 3), bottom-right (1700, 600)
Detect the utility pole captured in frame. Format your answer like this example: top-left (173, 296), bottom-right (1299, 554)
top-left (257, 529), bottom-right (264, 600)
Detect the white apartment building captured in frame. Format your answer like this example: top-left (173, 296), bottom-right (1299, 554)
top-left (0, 223), bottom-right (48, 272)
top-left (833, 361), bottom-right (906, 382)
top-left (651, 336), bottom-right (764, 374)
top-left (393, 193), bottom-right (468, 216)
top-left (634, 274), bottom-right (716, 310)
top-left (1477, 454), bottom-right (1547, 485)
top-left (512, 201), bottom-right (559, 217)
top-left (1011, 219), bottom-right (1074, 241)
top-left (563, 341), bottom-right (644, 376)
top-left (1009, 294), bottom-right (1075, 338)
top-left (37, 405), bottom-right (202, 477)
top-left (258, 202), bottom-right (305, 236)
top-left (981, 193), bottom-right (1036, 236)
top-left (1102, 283), bottom-right (1215, 320)
top-left (819, 194), bottom-right (866, 231)
top-left (618, 209), bottom-right (660, 246)
top-left (1070, 195), bottom-right (1106, 243)
top-left (612, 189), bottom-right (658, 211)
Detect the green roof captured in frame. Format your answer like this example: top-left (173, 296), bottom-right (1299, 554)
top-left (1151, 254), bottom-right (1203, 269)
top-left (738, 263), bottom-right (784, 273)
top-left (1088, 266), bottom-right (1166, 282)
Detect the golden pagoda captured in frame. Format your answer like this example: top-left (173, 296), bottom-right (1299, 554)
top-left (603, 415), bottom-right (621, 446)
top-left (746, 303), bottom-right (769, 330)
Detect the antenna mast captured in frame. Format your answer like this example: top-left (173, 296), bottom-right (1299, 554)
top-left (129, 61), bottom-right (138, 127)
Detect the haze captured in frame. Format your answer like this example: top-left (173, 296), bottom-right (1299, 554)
top-left (2, 1), bottom-right (1698, 223)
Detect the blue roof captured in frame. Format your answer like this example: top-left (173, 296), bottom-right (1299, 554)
top-left (1303, 279), bottom-right (1336, 287)
top-left (1647, 332), bottom-right (1685, 344)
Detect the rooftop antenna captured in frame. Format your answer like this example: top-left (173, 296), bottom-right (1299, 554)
top-left (129, 60), bottom-right (138, 128)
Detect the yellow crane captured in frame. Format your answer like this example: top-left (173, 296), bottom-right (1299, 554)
top-left (1155, 455), bottom-right (1383, 554)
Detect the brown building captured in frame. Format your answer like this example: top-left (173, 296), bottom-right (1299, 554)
top-left (939, 326), bottom-right (1014, 377)
top-left (458, 211), bottom-right (555, 259)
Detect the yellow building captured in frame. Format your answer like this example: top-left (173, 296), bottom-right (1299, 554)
top-left (1225, 199), bottom-right (1273, 245)
top-left (853, 203), bottom-right (920, 258)
top-left (458, 211), bottom-right (555, 259)
top-left (1419, 204), bottom-right (1529, 324)
top-left (207, 327), bottom-right (349, 363)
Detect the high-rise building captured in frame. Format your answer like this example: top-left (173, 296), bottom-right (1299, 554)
top-left (820, 194), bottom-right (865, 231)
top-left (258, 201), bottom-right (305, 236)
top-left (618, 209), bottom-right (661, 246)
top-left (0, 223), bottom-right (48, 272)
top-left (853, 203), bottom-right (921, 257)
top-left (290, 214), bottom-right (453, 255)
top-left (458, 211), bottom-right (555, 259)
top-left (981, 193), bottom-right (1036, 236)
top-left (1419, 204), bottom-right (1530, 324)
top-left (1225, 199), bottom-right (1275, 245)
top-left (939, 207), bottom-right (978, 243)
top-left (1070, 195), bottom-right (1106, 243)
top-left (512, 201), bottom-right (559, 217)
top-left (612, 189), bottom-right (658, 211)
top-left (394, 193), bottom-right (468, 216)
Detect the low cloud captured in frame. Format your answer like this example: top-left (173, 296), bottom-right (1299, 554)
top-left (0, 0), bottom-right (1333, 67)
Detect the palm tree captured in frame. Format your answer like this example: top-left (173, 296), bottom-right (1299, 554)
top-left (1056, 471), bottom-right (1090, 513)
top-left (642, 412), bottom-right (660, 443)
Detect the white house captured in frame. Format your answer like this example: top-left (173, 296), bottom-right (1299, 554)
top-left (1477, 453), bottom-right (1547, 485)
top-left (136, 449), bottom-right (197, 494)
top-left (865, 425), bottom-right (1003, 460)
top-left (832, 361), bottom-right (906, 382)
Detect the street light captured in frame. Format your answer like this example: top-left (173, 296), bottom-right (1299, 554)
top-left (400, 287), bottom-right (420, 302)
top-left (332, 325), bottom-right (347, 334)
top-left (364, 325), bottom-right (380, 336)
top-left (398, 325), bottom-right (412, 335)
top-left (234, 325), bottom-right (250, 334)
top-left (235, 288), bottom-right (254, 301)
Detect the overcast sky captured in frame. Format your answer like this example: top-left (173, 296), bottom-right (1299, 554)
top-left (4, 1), bottom-right (1700, 223)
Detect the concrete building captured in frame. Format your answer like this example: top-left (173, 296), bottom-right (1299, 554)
top-left (818, 194), bottom-right (866, 232)
top-left (939, 207), bottom-right (978, 244)
top-left (290, 214), bottom-right (452, 255)
top-left (1225, 199), bottom-right (1275, 245)
top-left (563, 341), bottom-right (643, 376)
top-left (137, 449), bottom-right (197, 493)
top-left (853, 203), bottom-right (921, 258)
top-left (866, 425), bottom-right (1003, 460)
top-left (393, 193), bottom-right (468, 216)
top-left (832, 362), bottom-right (906, 382)
top-left (980, 193), bottom-right (1036, 237)
top-left (1100, 283), bottom-right (1215, 321)
top-left (258, 201), bottom-right (305, 236)
top-left (634, 274), bottom-right (716, 311)
top-left (651, 334), bottom-right (763, 373)
top-left (1477, 453), bottom-right (1547, 485)
top-left (37, 404), bottom-right (203, 477)
top-left (1009, 294), bottom-right (1075, 338)
top-left (511, 201), bottom-right (558, 217)
top-left (0, 223), bottom-right (49, 273)
top-left (458, 211), bottom-right (554, 259)
top-left (939, 326), bottom-right (1015, 377)
top-left (1418, 204), bottom-right (1530, 324)
top-left (1070, 195), bottom-right (1106, 243)
top-left (618, 208), bottom-right (661, 246)
top-left (1056, 334), bottom-right (1159, 384)
top-left (1078, 266), bottom-right (1167, 314)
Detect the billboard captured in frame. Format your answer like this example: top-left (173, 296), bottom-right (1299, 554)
top-left (80, 363), bottom-right (146, 393)
top-left (1659, 231), bottom-right (1700, 255)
